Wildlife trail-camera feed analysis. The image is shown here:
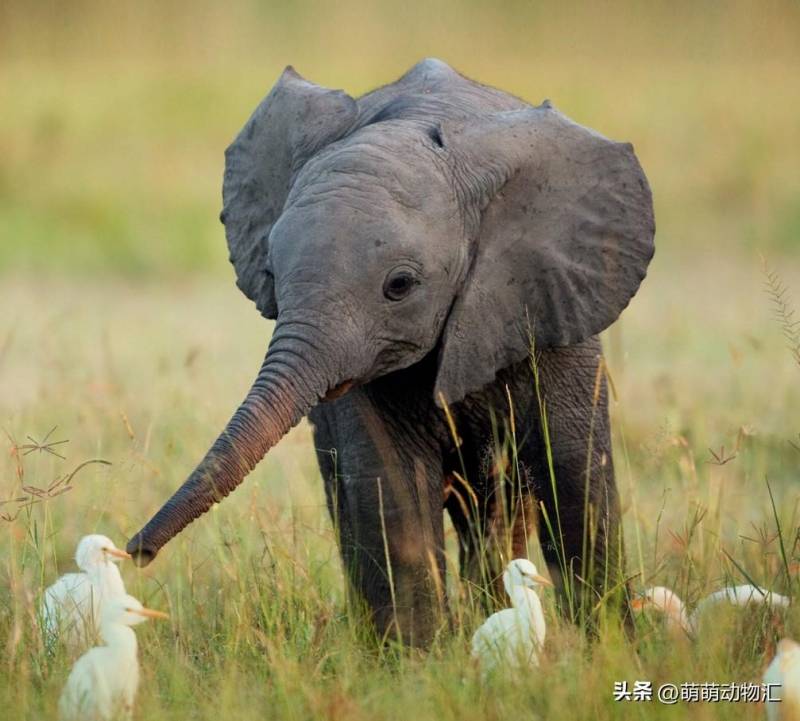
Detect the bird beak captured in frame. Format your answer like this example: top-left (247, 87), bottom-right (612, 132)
top-left (630, 597), bottom-right (647, 611)
top-left (134, 607), bottom-right (169, 620)
top-left (531, 573), bottom-right (554, 587)
top-left (104, 547), bottom-right (132, 560)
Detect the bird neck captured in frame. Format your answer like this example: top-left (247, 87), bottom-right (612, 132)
top-left (509, 586), bottom-right (542, 618)
top-left (101, 623), bottom-right (138, 657)
top-left (87, 562), bottom-right (125, 594)
top-left (508, 586), bottom-right (547, 647)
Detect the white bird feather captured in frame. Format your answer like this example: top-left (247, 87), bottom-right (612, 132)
top-left (764, 638), bottom-right (800, 721)
top-left (470, 558), bottom-right (551, 674)
top-left (42, 535), bottom-right (131, 651)
top-left (58, 593), bottom-right (168, 721)
top-left (632, 584), bottom-right (791, 638)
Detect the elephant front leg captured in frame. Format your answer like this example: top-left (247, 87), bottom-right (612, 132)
top-left (535, 448), bottom-right (627, 630)
top-left (528, 341), bottom-right (631, 632)
top-left (348, 473), bottom-right (446, 646)
top-left (310, 397), bottom-right (447, 647)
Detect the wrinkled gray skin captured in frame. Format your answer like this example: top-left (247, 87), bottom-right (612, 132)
top-left (127, 59), bottom-right (655, 646)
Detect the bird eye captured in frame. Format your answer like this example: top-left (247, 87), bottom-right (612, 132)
top-left (383, 268), bottom-right (418, 301)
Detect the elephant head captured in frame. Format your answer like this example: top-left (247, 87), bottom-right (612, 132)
top-left (127, 59), bottom-right (654, 564)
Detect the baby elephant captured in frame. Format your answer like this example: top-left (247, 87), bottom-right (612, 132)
top-left (128, 58), bottom-right (654, 645)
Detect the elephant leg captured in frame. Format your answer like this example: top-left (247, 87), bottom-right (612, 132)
top-left (309, 390), bottom-right (447, 647)
top-left (522, 339), bottom-right (630, 630)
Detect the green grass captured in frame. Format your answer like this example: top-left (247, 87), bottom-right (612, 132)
top-left (1, 2), bottom-right (800, 718)
top-left (1, 256), bottom-right (799, 720)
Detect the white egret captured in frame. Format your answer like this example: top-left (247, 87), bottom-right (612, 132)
top-left (632, 584), bottom-right (791, 638)
top-left (470, 558), bottom-right (552, 674)
top-left (630, 586), bottom-right (693, 636)
top-left (695, 584), bottom-right (790, 617)
top-left (764, 638), bottom-right (800, 721)
top-left (42, 535), bottom-right (131, 650)
top-left (58, 593), bottom-right (168, 721)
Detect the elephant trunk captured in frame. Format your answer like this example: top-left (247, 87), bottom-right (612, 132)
top-left (126, 321), bottom-right (336, 566)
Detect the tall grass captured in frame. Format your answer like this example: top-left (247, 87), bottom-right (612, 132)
top-left (1, 260), bottom-right (799, 719)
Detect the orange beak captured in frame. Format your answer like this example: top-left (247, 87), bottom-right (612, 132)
top-left (630, 597), bottom-right (647, 611)
top-left (132, 606), bottom-right (169, 620)
top-left (104, 547), bottom-right (132, 560)
top-left (529, 573), bottom-right (554, 587)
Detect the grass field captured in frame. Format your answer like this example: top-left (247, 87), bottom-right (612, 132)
top-left (2, 2), bottom-right (800, 719)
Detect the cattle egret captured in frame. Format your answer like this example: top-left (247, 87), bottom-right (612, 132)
top-left (695, 584), bottom-right (790, 617)
top-left (470, 558), bottom-right (552, 674)
top-left (764, 638), bottom-right (800, 721)
top-left (630, 586), bottom-right (693, 636)
top-left (42, 535), bottom-right (131, 650)
top-left (58, 594), bottom-right (168, 721)
top-left (632, 584), bottom-right (791, 638)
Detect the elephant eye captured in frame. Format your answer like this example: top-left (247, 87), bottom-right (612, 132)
top-left (383, 269), bottom-right (418, 301)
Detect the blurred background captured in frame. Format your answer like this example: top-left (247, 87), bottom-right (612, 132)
top-left (2, 0), bottom-right (798, 274)
top-left (1, 0), bottom-right (799, 582)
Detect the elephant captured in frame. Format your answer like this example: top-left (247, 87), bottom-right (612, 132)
top-left (127, 58), bottom-right (655, 646)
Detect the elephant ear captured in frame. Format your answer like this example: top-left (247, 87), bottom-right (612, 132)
top-left (435, 103), bottom-right (655, 405)
top-left (221, 67), bottom-right (357, 318)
